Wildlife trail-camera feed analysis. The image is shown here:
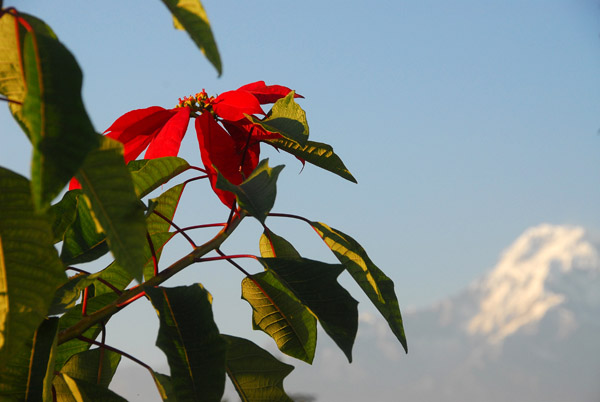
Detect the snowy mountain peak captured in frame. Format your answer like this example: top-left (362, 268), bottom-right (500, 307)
top-left (468, 224), bottom-right (599, 343)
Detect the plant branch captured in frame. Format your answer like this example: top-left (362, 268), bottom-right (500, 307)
top-left (77, 335), bottom-right (154, 374)
top-left (57, 211), bottom-right (245, 345)
top-left (66, 266), bottom-right (123, 296)
top-left (152, 210), bottom-right (197, 248)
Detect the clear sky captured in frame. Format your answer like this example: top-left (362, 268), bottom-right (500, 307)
top-left (1, 0), bottom-right (599, 399)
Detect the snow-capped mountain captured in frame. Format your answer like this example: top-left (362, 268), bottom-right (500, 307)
top-left (284, 224), bottom-right (600, 402)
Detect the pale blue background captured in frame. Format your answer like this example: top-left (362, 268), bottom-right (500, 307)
top-left (1, 1), bottom-right (599, 400)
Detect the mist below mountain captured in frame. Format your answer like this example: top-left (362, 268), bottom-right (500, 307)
top-left (283, 224), bottom-right (600, 401)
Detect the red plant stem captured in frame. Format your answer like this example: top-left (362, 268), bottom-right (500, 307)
top-left (81, 287), bottom-right (89, 316)
top-left (146, 232), bottom-right (159, 277)
top-left (116, 291), bottom-right (146, 308)
top-left (215, 248), bottom-right (254, 277)
top-left (188, 165), bottom-right (208, 174)
top-left (180, 223), bottom-right (227, 231)
top-left (183, 175), bottom-right (207, 186)
top-left (152, 210), bottom-right (197, 248)
top-left (66, 267), bottom-right (123, 296)
top-left (269, 212), bottom-right (312, 225)
top-left (77, 335), bottom-right (155, 374)
top-left (97, 322), bottom-right (107, 384)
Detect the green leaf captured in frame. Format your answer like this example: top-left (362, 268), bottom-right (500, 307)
top-left (127, 157), bottom-right (190, 198)
top-left (47, 190), bottom-right (79, 244)
top-left (150, 372), bottom-right (175, 401)
top-left (224, 335), bottom-right (294, 402)
top-left (59, 348), bottom-right (120, 388)
top-left (242, 271), bottom-right (316, 363)
top-left (0, 317), bottom-right (58, 402)
top-left (56, 293), bottom-right (119, 371)
top-left (0, 13), bottom-right (26, 107)
top-left (259, 230), bottom-right (301, 259)
top-left (49, 273), bottom-right (98, 316)
top-left (17, 18), bottom-right (98, 210)
top-left (310, 222), bottom-right (408, 352)
top-left (53, 373), bottom-right (127, 402)
top-left (160, 0), bottom-right (222, 75)
top-left (258, 257), bottom-right (358, 362)
top-left (246, 92), bottom-right (309, 146)
top-left (76, 136), bottom-right (147, 282)
top-left (0, 168), bottom-right (66, 364)
top-left (60, 191), bottom-right (109, 265)
top-left (266, 138), bottom-right (357, 183)
top-left (216, 159), bottom-right (284, 224)
top-left (146, 285), bottom-right (227, 402)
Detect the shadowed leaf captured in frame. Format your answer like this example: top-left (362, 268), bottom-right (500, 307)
top-left (258, 257), bottom-right (358, 362)
top-left (47, 190), bottom-right (79, 244)
top-left (146, 285), bottom-right (226, 401)
top-left (76, 136), bottom-right (147, 282)
top-left (311, 222), bottom-right (408, 352)
top-left (247, 92), bottom-right (308, 146)
top-left (15, 15), bottom-right (97, 210)
top-left (216, 159), bottom-right (284, 224)
top-left (0, 318), bottom-right (58, 401)
top-left (160, 0), bottom-right (222, 75)
top-left (0, 168), bottom-right (66, 364)
top-left (224, 335), bottom-right (294, 402)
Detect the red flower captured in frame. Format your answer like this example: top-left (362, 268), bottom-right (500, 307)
top-left (69, 106), bottom-right (190, 189)
top-left (70, 81), bottom-right (302, 208)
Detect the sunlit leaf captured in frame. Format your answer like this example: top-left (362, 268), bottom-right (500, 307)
top-left (49, 273), bottom-right (98, 316)
top-left (216, 159), bottom-right (284, 224)
top-left (258, 257), bottom-right (358, 362)
top-left (17, 16), bottom-right (98, 210)
top-left (224, 335), bottom-right (294, 402)
top-left (146, 285), bottom-right (227, 401)
top-left (160, 0), bottom-right (222, 75)
top-left (0, 318), bottom-right (58, 401)
top-left (127, 156), bottom-right (190, 198)
top-left (259, 230), bottom-right (301, 259)
top-left (266, 138), bottom-right (357, 183)
top-left (76, 136), bottom-right (147, 282)
top-left (246, 91), bottom-right (308, 146)
top-left (0, 13), bottom-right (26, 107)
top-left (242, 271), bottom-right (316, 363)
top-left (0, 168), bottom-right (66, 364)
top-left (310, 222), bottom-right (408, 352)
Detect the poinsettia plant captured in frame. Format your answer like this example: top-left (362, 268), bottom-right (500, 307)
top-left (0, 2), bottom-right (407, 401)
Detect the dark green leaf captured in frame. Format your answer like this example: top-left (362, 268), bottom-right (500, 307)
top-left (53, 373), bottom-right (127, 402)
top-left (266, 138), bottom-right (357, 183)
top-left (60, 191), bottom-right (109, 265)
top-left (146, 285), bottom-right (227, 402)
top-left (127, 157), bottom-right (190, 198)
top-left (242, 271), bottom-right (316, 363)
top-left (216, 159), bottom-right (284, 224)
top-left (224, 335), bottom-right (294, 402)
top-left (58, 348), bottom-right (120, 388)
top-left (18, 19), bottom-right (97, 210)
top-left (76, 136), bottom-right (147, 282)
top-left (247, 92), bottom-right (308, 146)
top-left (160, 0), bottom-right (222, 75)
top-left (47, 190), bottom-right (79, 244)
top-left (150, 372), bottom-right (175, 401)
top-left (258, 257), bottom-right (358, 362)
top-left (0, 168), bottom-right (66, 364)
top-left (49, 273), bottom-right (98, 316)
top-left (56, 293), bottom-right (118, 371)
top-left (259, 230), bottom-right (301, 259)
top-left (0, 318), bottom-right (58, 401)
top-left (310, 222), bottom-right (408, 352)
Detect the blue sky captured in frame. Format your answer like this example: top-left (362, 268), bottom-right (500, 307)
top-left (2, 0), bottom-right (599, 399)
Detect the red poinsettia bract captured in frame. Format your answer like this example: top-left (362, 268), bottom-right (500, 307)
top-left (70, 81), bottom-right (301, 208)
